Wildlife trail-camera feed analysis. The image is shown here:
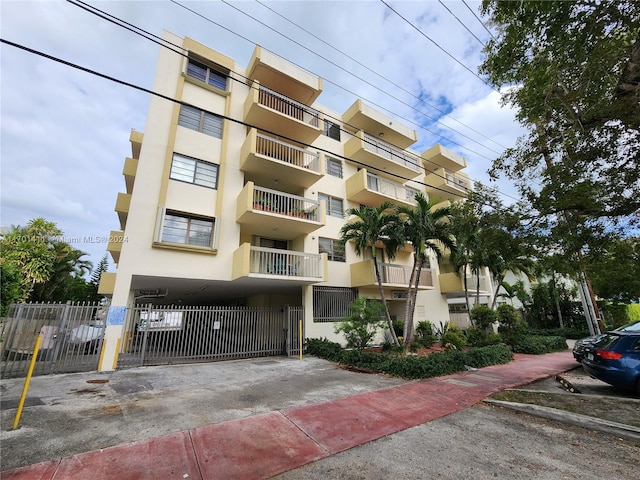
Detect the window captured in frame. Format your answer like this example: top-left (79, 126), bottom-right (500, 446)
top-left (178, 105), bottom-right (223, 139)
top-left (170, 153), bottom-right (219, 189)
top-left (318, 193), bottom-right (343, 218)
top-left (319, 237), bottom-right (345, 262)
top-left (325, 157), bottom-right (343, 178)
top-left (313, 286), bottom-right (358, 322)
top-left (186, 58), bottom-right (227, 90)
top-left (323, 120), bottom-right (341, 141)
top-left (161, 212), bottom-right (214, 247)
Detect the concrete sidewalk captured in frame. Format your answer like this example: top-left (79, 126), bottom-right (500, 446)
top-left (2, 352), bottom-right (577, 480)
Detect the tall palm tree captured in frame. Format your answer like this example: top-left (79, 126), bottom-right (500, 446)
top-left (398, 194), bottom-right (455, 347)
top-left (339, 201), bottom-right (405, 346)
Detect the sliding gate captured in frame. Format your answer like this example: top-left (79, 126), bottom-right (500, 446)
top-left (117, 305), bottom-right (304, 368)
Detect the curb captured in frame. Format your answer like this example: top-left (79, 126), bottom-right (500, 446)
top-left (483, 399), bottom-right (640, 442)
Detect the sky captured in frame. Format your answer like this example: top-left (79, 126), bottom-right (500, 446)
top-left (0, 0), bottom-right (527, 271)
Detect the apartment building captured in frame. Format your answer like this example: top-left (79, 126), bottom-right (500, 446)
top-left (97, 32), bottom-right (489, 371)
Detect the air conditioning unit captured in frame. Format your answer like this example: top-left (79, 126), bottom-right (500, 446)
top-left (392, 291), bottom-right (408, 299)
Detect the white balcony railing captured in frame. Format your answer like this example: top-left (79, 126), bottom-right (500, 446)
top-left (250, 246), bottom-right (323, 278)
top-left (363, 133), bottom-right (420, 171)
top-left (445, 171), bottom-right (471, 191)
top-left (366, 173), bottom-right (418, 204)
top-left (255, 134), bottom-right (321, 172)
top-left (258, 86), bottom-right (320, 128)
top-left (379, 263), bottom-right (433, 287)
top-left (252, 186), bottom-right (321, 222)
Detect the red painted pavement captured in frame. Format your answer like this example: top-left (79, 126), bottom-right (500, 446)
top-left (1, 350), bottom-right (576, 480)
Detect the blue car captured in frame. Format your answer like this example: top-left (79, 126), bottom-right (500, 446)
top-left (572, 320), bottom-right (640, 362)
top-left (582, 332), bottom-right (640, 395)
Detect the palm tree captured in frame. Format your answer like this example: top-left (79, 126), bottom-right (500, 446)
top-left (398, 194), bottom-right (455, 347)
top-left (339, 201), bottom-right (405, 346)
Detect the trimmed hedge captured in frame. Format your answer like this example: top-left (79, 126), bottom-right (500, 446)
top-left (305, 338), bottom-right (513, 380)
top-left (512, 335), bottom-right (568, 354)
top-left (527, 327), bottom-right (588, 339)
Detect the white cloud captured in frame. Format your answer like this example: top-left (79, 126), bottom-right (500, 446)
top-left (1, 0), bottom-right (520, 266)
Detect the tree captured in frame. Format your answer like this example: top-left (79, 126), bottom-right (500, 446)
top-left (0, 218), bottom-right (94, 303)
top-left (398, 194), bottom-right (455, 347)
top-left (0, 218), bottom-right (63, 301)
top-left (339, 202), bottom-right (405, 346)
top-left (334, 297), bottom-right (386, 350)
top-left (88, 254), bottom-right (110, 302)
top-left (479, 1), bottom-right (640, 261)
top-left (584, 236), bottom-right (640, 303)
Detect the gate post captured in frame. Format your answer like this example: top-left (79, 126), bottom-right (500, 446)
top-left (282, 305), bottom-right (290, 356)
top-left (140, 303), bottom-right (152, 365)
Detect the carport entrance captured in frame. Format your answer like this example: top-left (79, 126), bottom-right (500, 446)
top-left (117, 305), bottom-right (304, 368)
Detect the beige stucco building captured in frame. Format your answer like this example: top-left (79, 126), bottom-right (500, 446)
top-left (97, 32), bottom-right (491, 371)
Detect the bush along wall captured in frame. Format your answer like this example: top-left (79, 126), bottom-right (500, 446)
top-left (512, 335), bottom-right (567, 354)
top-left (305, 338), bottom-right (513, 380)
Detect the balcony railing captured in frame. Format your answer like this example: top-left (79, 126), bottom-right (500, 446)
top-left (250, 246), bottom-right (323, 278)
top-left (252, 186), bottom-right (320, 221)
top-left (367, 172), bottom-right (418, 204)
top-left (256, 133), bottom-right (321, 172)
top-left (363, 133), bottom-right (420, 171)
top-left (258, 86), bottom-right (320, 128)
top-left (380, 263), bottom-right (433, 287)
top-left (445, 171), bottom-right (471, 191)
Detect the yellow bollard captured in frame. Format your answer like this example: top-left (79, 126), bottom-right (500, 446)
top-left (112, 338), bottom-right (121, 370)
top-left (12, 335), bottom-right (42, 430)
top-left (299, 319), bottom-right (303, 361)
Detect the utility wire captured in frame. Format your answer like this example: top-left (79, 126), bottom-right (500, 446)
top-left (254, 0), bottom-right (505, 151)
top-left (176, 0), bottom-right (502, 159)
top-left (380, 0), bottom-right (497, 92)
top-left (65, 0), bottom-right (522, 203)
top-left (462, 0), bottom-right (497, 41)
top-left (437, 0), bottom-right (486, 48)
top-left (1, 37), bottom-right (514, 208)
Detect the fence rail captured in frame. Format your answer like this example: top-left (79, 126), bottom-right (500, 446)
top-left (380, 263), bottom-right (433, 287)
top-left (1, 301), bottom-right (107, 378)
top-left (250, 246), bottom-right (323, 278)
top-left (258, 86), bottom-right (320, 127)
top-left (118, 305), bottom-right (303, 368)
top-left (253, 186), bottom-right (321, 222)
top-left (363, 133), bottom-right (420, 172)
top-left (256, 134), bottom-right (321, 172)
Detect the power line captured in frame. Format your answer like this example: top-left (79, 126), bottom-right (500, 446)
top-left (1, 37), bottom-right (515, 208)
top-left (462, 0), bottom-right (497, 41)
top-left (215, 0), bottom-right (500, 160)
top-left (380, 0), bottom-right (497, 92)
top-left (253, 0), bottom-right (506, 151)
top-left (437, 0), bottom-right (486, 48)
top-left (65, 0), bottom-right (521, 203)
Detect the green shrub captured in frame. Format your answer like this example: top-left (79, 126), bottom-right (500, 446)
top-left (497, 304), bottom-right (527, 347)
top-left (470, 305), bottom-right (498, 330)
top-left (441, 330), bottom-right (467, 350)
top-left (305, 337), bottom-right (344, 361)
top-left (512, 335), bottom-right (568, 354)
top-left (414, 320), bottom-right (437, 348)
top-left (464, 344), bottom-right (513, 368)
top-left (334, 297), bottom-right (386, 350)
top-left (467, 327), bottom-right (502, 347)
top-left (527, 327), bottom-right (587, 339)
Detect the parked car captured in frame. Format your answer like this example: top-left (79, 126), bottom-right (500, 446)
top-left (67, 322), bottom-right (105, 354)
top-left (572, 320), bottom-right (640, 362)
top-left (581, 331), bottom-right (640, 395)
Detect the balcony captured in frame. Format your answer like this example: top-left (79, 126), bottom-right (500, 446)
top-left (115, 193), bottom-right (131, 230)
top-left (129, 129), bottom-right (143, 159)
top-left (240, 129), bottom-right (322, 190)
top-left (346, 169), bottom-right (418, 207)
top-left (236, 182), bottom-right (325, 238)
top-left (98, 272), bottom-right (116, 295)
top-left (107, 230), bottom-right (124, 264)
top-left (343, 99), bottom-right (417, 149)
top-left (425, 168), bottom-right (471, 200)
top-left (244, 82), bottom-right (322, 144)
top-left (350, 259), bottom-right (433, 289)
top-left (439, 272), bottom-right (491, 297)
top-left (422, 143), bottom-right (466, 173)
top-left (246, 45), bottom-right (322, 104)
top-left (122, 157), bottom-right (138, 195)
top-left (344, 131), bottom-right (422, 180)
top-left (232, 243), bottom-right (325, 283)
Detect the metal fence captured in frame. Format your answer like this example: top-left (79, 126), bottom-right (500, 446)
top-left (0, 301), bottom-right (107, 379)
top-left (117, 305), bottom-right (304, 368)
